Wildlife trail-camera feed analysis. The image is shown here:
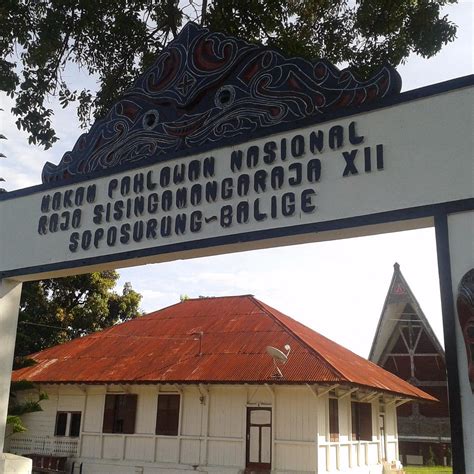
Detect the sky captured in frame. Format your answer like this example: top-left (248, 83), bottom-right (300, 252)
top-left (1, 2), bottom-right (473, 358)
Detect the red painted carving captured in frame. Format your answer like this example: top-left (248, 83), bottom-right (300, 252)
top-left (393, 283), bottom-right (407, 295)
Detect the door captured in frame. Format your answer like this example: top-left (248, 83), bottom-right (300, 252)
top-left (246, 407), bottom-right (271, 471)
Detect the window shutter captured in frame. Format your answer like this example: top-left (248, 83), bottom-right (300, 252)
top-left (55, 412), bottom-right (67, 436)
top-left (70, 413), bottom-right (81, 437)
top-left (359, 403), bottom-right (372, 441)
top-left (351, 402), bottom-right (358, 440)
top-left (329, 398), bottom-right (339, 442)
top-left (102, 395), bottom-right (116, 433)
top-left (156, 394), bottom-right (180, 436)
top-left (122, 394), bottom-right (138, 434)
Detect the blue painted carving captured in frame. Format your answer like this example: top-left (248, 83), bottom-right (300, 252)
top-left (42, 22), bottom-right (402, 183)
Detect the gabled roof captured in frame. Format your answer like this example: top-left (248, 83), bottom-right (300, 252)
top-left (13, 295), bottom-right (433, 401)
top-left (369, 263), bottom-right (444, 365)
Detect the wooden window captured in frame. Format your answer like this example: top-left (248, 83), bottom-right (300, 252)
top-left (156, 394), bottom-right (180, 436)
top-left (329, 398), bottom-right (339, 442)
top-left (102, 394), bottom-right (137, 434)
top-left (54, 411), bottom-right (81, 437)
top-left (351, 402), bottom-right (372, 441)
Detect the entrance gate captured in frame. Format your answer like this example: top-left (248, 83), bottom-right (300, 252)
top-left (0, 23), bottom-right (472, 473)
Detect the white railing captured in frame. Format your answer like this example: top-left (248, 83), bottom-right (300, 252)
top-left (8, 435), bottom-right (79, 456)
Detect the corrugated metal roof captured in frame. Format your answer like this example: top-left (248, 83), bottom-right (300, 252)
top-left (12, 295), bottom-right (434, 401)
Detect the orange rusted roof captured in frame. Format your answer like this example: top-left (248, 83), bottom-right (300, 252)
top-left (12, 295), bottom-right (434, 401)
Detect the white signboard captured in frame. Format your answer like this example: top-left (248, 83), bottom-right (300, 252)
top-left (0, 85), bottom-right (472, 280)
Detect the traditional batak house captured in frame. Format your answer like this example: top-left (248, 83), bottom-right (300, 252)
top-left (9, 295), bottom-right (433, 474)
top-left (369, 264), bottom-right (451, 466)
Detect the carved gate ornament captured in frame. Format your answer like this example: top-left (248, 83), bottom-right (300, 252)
top-left (457, 268), bottom-right (474, 390)
top-left (42, 22), bottom-right (401, 184)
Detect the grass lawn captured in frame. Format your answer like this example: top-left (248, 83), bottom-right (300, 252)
top-left (405, 467), bottom-right (452, 474)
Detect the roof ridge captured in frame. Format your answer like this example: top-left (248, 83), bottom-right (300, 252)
top-left (368, 266), bottom-right (400, 360)
top-left (26, 321), bottom-right (116, 359)
top-left (181, 294), bottom-right (254, 301)
top-left (248, 296), bottom-right (346, 381)
top-left (139, 299), bottom-right (185, 317)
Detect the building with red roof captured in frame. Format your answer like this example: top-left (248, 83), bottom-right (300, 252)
top-left (369, 264), bottom-right (451, 467)
top-left (8, 295), bottom-right (433, 473)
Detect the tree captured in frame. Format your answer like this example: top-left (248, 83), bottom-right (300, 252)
top-left (15, 271), bottom-right (142, 358)
top-left (1, 0), bottom-right (457, 149)
top-left (0, 108), bottom-right (7, 192)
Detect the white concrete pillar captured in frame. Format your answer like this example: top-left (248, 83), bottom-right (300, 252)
top-left (0, 279), bottom-right (23, 454)
top-left (446, 211), bottom-right (474, 471)
top-left (436, 210), bottom-right (474, 474)
top-left (0, 453), bottom-right (32, 473)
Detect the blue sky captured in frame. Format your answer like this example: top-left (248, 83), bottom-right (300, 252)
top-left (1, 2), bottom-right (472, 357)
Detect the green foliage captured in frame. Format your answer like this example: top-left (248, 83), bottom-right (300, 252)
top-left (6, 416), bottom-right (27, 435)
top-left (8, 398), bottom-right (45, 417)
top-left (426, 446), bottom-right (436, 466)
top-left (15, 271), bottom-right (142, 357)
top-left (405, 467), bottom-right (452, 474)
top-left (7, 379), bottom-right (49, 435)
top-left (0, 0), bottom-right (458, 149)
top-left (10, 380), bottom-right (37, 391)
top-left (0, 107), bottom-right (6, 192)
top-left (446, 446), bottom-right (452, 466)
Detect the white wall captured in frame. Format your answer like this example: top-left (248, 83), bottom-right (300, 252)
top-left (7, 386), bottom-right (83, 457)
top-left (9, 383), bottom-right (402, 473)
top-left (316, 392), bottom-right (399, 474)
top-left (207, 386), bottom-right (245, 467)
top-left (274, 386), bottom-right (317, 472)
top-left (384, 404), bottom-right (399, 463)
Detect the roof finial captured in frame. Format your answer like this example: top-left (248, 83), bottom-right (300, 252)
top-left (394, 262), bottom-right (400, 271)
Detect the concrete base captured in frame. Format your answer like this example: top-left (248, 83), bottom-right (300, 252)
top-left (0, 453), bottom-right (32, 474)
top-left (382, 460), bottom-right (405, 474)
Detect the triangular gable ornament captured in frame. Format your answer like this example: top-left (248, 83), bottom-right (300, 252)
top-left (393, 282), bottom-right (407, 295)
top-left (369, 263), bottom-right (445, 363)
top-left (42, 22), bottom-right (401, 184)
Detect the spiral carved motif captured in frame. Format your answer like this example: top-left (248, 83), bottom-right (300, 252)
top-left (42, 22), bottom-right (402, 183)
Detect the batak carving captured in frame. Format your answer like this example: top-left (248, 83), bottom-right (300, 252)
top-left (42, 22), bottom-right (402, 183)
top-left (457, 269), bottom-right (474, 390)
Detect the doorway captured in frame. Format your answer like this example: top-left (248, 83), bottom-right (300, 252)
top-left (246, 407), bottom-right (271, 472)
